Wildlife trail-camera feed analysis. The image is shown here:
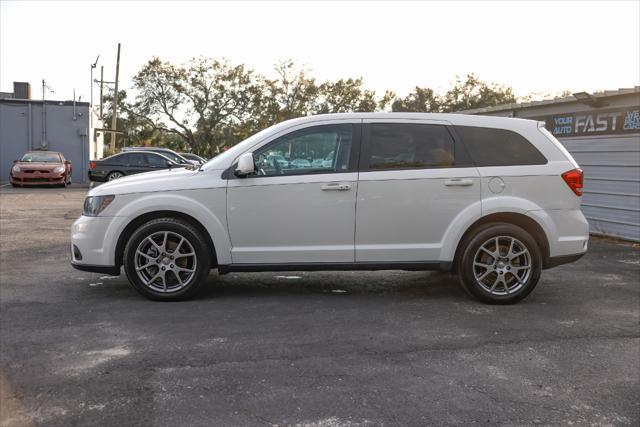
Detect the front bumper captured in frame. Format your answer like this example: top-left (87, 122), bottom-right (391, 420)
top-left (11, 172), bottom-right (65, 185)
top-left (71, 214), bottom-right (128, 274)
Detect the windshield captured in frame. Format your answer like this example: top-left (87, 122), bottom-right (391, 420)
top-left (21, 152), bottom-right (60, 163)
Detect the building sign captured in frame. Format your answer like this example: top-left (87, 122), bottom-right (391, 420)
top-left (535, 107), bottom-right (640, 137)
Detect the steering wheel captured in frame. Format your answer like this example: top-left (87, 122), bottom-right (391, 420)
top-left (272, 157), bottom-right (283, 175)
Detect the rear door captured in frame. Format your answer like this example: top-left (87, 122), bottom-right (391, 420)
top-left (355, 119), bottom-right (481, 262)
top-left (125, 152), bottom-right (147, 175)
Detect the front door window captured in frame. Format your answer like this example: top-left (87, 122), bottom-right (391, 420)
top-left (253, 124), bottom-right (353, 176)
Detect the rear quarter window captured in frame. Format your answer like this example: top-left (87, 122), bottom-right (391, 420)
top-left (454, 126), bottom-right (547, 167)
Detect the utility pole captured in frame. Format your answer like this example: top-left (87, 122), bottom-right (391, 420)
top-left (41, 79), bottom-right (54, 148)
top-left (41, 79), bottom-right (47, 147)
top-left (90, 55), bottom-right (99, 128)
top-left (99, 65), bottom-right (104, 120)
top-left (110, 43), bottom-right (121, 152)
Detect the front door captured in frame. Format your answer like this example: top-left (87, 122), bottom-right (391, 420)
top-left (227, 122), bottom-right (360, 264)
top-left (355, 120), bottom-right (481, 262)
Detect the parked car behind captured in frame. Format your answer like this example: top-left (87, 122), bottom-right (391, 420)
top-left (10, 150), bottom-right (72, 187)
top-left (88, 151), bottom-right (178, 182)
top-left (122, 147), bottom-right (199, 166)
top-left (179, 153), bottom-right (207, 165)
top-left (72, 113), bottom-right (588, 304)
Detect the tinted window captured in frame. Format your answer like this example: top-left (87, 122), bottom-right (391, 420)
top-left (146, 153), bottom-right (168, 167)
top-left (125, 153), bottom-right (145, 165)
top-left (367, 123), bottom-right (455, 170)
top-left (108, 153), bottom-right (128, 164)
top-left (455, 126), bottom-right (547, 166)
top-left (156, 151), bottom-right (183, 164)
top-left (253, 124), bottom-right (353, 176)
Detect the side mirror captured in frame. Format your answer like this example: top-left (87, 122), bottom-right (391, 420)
top-left (234, 152), bottom-right (255, 177)
top-left (13, 159), bottom-right (19, 163)
top-left (65, 160), bottom-right (71, 166)
top-left (166, 161), bottom-right (174, 168)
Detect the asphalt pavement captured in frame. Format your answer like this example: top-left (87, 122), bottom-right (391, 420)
top-left (0, 186), bottom-right (638, 426)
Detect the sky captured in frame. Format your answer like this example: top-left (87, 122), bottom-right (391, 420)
top-left (1, 0), bottom-right (639, 104)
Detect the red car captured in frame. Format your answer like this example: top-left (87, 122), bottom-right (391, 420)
top-left (10, 151), bottom-right (72, 187)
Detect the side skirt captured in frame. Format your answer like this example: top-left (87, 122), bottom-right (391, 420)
top-left (218, 261), bottom-right (453, 275)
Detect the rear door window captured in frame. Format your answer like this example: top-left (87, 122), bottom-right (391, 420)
top-left (454, 126), bottom-right (547, 166)
top-left (364, 123), bottom-right (456, 170)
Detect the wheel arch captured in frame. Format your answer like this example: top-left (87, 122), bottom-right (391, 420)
top-left (114, 210), bottom-right (218, 269)
top-left (452, 212), bottom-right (550, 272)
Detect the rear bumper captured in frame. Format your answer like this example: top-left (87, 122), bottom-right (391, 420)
top-left (71, 261), bottom-right (120, 275)
top-left (543, 252), bottom-right (586, 269)
top-left (88, 171), bottom-right (106, 182)
top-left (527, 208), bottom-right (589, 257)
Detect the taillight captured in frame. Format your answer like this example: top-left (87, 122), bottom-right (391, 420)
top-left (562, 168), bottom-right (583, 196)
top-left (89, 161), bottom-right (96, 170)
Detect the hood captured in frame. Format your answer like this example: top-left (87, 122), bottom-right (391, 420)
top-left (16, 162), bottom-right (61, 169)
top-left (89, 167), bottom-right (226, 196)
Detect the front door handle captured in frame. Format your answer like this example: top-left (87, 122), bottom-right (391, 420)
top-left (444, 179), bottom-right (473, 187)
top-left (321, 183), bottom-right (351, 191)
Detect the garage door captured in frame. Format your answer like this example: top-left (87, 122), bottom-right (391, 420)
top-left (561, 134), bottom-right (640, 241)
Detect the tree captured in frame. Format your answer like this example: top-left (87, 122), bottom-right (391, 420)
top-left (101, 89), bottom-right (166, 155)
top-left (128, 57), bottom-right (262, 157)
top-left (391, 86), bottom-right (440, 112)
top-left (440, 74), bottom-right (517, 112)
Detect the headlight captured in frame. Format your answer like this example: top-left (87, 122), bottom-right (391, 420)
top-left (83, 195), bottom-right (115, 216)
top-left (53, 166), bottom-right (65, 174)
top-left (12, 165), bottom-right (20, 173)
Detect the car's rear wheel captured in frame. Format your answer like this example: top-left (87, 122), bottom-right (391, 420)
top-left (458, 223), bottom-right (542, 304)
top-left (123, 218), bottom-right (211, 300)
top-left (107, 171), bottom-right (124, 181)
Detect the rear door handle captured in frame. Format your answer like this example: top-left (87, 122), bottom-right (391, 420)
top-left (321, 183), bottom-right (351, 191)
top-left (444, 179), bottom-right (473, 187)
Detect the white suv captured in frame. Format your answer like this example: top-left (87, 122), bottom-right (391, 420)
top-left (71, 113), bottom-right (588, 304)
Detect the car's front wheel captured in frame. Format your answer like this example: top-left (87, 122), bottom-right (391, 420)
top-left (458, 223), bottom-right (542, 304)
top-left (123, 218), bottom-right (211, 300)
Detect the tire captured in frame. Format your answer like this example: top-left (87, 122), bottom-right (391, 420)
top-left (457, 223), bottom-right (542, 304)
top-left (107, 171), bottom-right (124, 181)
top-left (123, 218), bottom-right (211, 301)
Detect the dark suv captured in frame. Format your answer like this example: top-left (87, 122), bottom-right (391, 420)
top-left (88, 151), bottom-right (177, 182)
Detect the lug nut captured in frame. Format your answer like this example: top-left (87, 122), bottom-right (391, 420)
top-left (170, 264), bottom-right (174, 268)
top-left (161, 266), bottom-right (165, 271)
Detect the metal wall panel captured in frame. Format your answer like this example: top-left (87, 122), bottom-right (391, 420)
top-left (0, 101), bottom-right (90, 183)
top-left (560, 134), bottom-right (640, 241)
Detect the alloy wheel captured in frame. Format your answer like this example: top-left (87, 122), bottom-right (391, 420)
top-left (134, 231), bottom-right (197, 293)
top-left (472, 235), bottom-right (532, 296)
